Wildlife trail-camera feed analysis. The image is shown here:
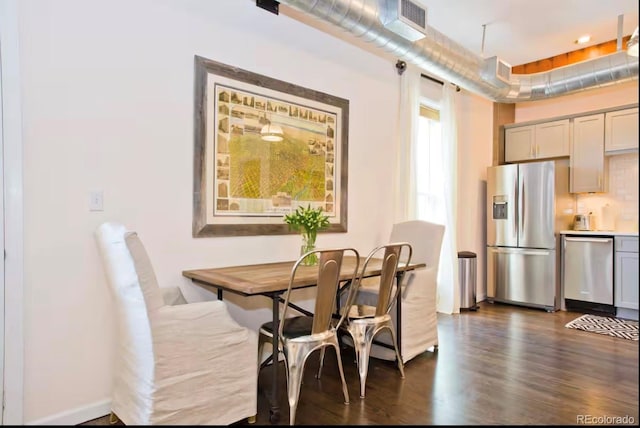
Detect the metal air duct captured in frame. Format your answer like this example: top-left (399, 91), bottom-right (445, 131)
top-left (277, 0), bottom-right (639, 103)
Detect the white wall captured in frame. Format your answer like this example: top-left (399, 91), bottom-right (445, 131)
top-left (17, 0), bottom-right (397, 423)
top-left (14, 0), bottom-right (493, 423)
top-left (456, 91), bottom-right (493, 302)
top-left (515, 80), bottom-right (638, 122)
top-left (1, 0), bottom-right (25, 424)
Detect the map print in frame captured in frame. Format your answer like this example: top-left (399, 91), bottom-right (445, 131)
top-left (193, 56), bottom-right (349, 237)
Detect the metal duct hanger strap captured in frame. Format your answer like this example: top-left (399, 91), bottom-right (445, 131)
top-left (629, 26), bottom-right (639, 57)
top-left (277, 0), bottom-right (639, 103)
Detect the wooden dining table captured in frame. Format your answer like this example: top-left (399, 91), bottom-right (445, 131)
top-left (182, 256), bottom-right (425, 424)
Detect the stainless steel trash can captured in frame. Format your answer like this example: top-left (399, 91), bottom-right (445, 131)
top-left (458, 251), bottom-right (478, 310)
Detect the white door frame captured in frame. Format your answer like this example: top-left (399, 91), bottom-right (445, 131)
top-left (0, 0), bottom-right (25, 424)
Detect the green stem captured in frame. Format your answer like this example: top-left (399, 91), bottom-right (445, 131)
top-left (306, 230), bottom-right (317, 245)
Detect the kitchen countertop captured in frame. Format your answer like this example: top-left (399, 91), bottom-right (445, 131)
top-left (560, 230), bottom-right (639, 237)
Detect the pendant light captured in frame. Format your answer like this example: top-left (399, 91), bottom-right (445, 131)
top-left (260, 123), bottom-right (284, 142)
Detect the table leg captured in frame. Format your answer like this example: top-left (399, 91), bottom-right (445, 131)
top-left (396, 272), bottom-right (404, 362)
top-left (269, 295), bottom-right (281, 423)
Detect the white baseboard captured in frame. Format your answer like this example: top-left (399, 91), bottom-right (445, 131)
top-left (27, 399), bottom-right (111, 426)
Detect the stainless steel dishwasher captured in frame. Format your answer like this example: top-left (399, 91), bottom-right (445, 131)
top-left (562, 235), bottom-right (614, 314)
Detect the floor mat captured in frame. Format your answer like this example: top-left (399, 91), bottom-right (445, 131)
top-left (565, 314), bottom-right (638, 341)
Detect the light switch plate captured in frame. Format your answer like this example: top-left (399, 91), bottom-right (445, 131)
top-left (89, 190), bottom-right (104, 211)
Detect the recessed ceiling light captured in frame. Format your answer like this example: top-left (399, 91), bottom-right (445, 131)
top-left (575, 35), bottom-right (591, 44)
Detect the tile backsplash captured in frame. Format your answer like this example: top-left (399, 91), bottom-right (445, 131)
top-left (575, 152), bottom-right (639, 232)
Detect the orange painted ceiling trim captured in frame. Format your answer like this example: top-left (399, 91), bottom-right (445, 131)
top-left (512, 36), bottom-right (632, 74)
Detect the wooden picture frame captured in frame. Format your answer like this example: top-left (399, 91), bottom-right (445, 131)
top-left (193, 56), bottom-right (349, 237)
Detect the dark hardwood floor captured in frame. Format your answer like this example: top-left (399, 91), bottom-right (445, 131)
top-left (80, 302), bottom-right (639, 425)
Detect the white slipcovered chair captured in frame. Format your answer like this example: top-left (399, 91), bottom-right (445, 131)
top-left (95, 221), bottom-right (258, 425)
top-left (351, 220), bottom-right (445, 363)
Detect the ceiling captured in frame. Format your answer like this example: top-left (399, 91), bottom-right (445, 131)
top-left (276, 0), bottom-right (638, 102)
top-left (415, 0), bottom-right (639, 67)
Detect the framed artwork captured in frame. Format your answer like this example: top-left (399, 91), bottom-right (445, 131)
top-left (193, 56), bottom-right (349, 237)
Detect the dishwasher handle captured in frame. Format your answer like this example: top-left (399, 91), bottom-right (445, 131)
top-left (564, 237), bottom-right (613, 244)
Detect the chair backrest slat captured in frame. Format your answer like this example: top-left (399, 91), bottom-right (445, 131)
top-left (279, 247), bottom-right (360, 339)
top-left (313, 255), bottom-right (341, 334)
top-left (375, 246), bottom-right (401, 315)
top-left (353, 242), bottom-right (413, 317)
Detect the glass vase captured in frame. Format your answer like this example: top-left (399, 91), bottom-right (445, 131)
top-left (300, 234), bottom-right (318, 266)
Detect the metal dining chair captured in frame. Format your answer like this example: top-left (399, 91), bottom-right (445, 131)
top-left (257, 247), bottom-right (360, 425)
top-left (339, 242), bottom-right (413, 398)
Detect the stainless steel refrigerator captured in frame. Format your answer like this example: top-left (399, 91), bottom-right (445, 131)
top-left (486, 160), bottom-right (571, 311)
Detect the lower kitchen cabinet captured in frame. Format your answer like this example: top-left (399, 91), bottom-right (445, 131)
top-left (615, 236), bottom-right (639, 315)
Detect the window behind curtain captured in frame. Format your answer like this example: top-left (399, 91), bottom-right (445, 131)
top-left (416, 105), bottom-right (444, 224)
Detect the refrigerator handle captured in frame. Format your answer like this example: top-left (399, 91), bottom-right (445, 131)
top-left (491, 248), bottom-right (551, 256)
top-left (514, 172), bottom-right (519, 240)
top-left (520, 177), bottom-right (526, 233)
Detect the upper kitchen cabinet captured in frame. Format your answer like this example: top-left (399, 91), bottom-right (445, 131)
top-left (504, 119), bottom-right (570, 162)
top-left (504, 125), bottom-right (534, 162)
top-left (571, 113), bottom-right (606, 193)
top-left (605, 107), bottom-right (639, 154)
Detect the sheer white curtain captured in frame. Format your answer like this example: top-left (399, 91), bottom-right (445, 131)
top-left (394, 67), bottom-right (460, 314)
top-left (393, 64), bottom-right (420, 222)
top-left (437, 83), bottom-right (459, 314)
